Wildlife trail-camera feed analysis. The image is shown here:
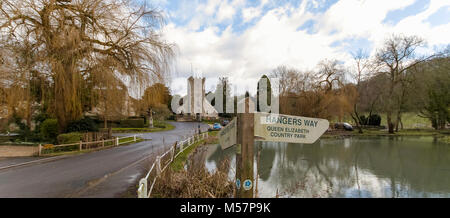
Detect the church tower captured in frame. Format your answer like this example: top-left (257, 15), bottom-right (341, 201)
top-left (187, 76), bottom-right (206, 120)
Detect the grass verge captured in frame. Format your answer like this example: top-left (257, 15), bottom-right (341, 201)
top-left (112, 121), bottom-right (175, 133)
top-left (170, 140), bottom-right (204, 172)
top-left (170, 132), bottom-right (218, 172)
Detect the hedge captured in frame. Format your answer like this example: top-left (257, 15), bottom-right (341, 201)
top-left (119, 119), bottom-right (145, 128)
top-left (40, 119), bottom-right (58, 143)
top-left (57, 132), bottom-right (83, 144)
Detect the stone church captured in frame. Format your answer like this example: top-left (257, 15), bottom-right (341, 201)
top-left (176, 76), bottom-right (218, 121)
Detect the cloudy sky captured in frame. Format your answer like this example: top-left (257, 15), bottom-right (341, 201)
top-left (146, 0), bottom-right (450, 96)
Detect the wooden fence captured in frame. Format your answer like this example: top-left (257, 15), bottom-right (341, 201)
top-left (137, 132), bottom-right (209, 198)
top-left (38, 135), bottom-right (140, 156)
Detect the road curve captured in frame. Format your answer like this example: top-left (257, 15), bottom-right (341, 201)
top-left (0, 122), bottom-right (209, 198)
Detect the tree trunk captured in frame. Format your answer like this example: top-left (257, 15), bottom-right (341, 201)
top-left (54, 62), bottom-right (82, 133)
top-left (395, 116), bottom-right (399, 132)
top-left (395, 112), bottom-right (402, 132)
top-left (351, 114), bottom-right (363, 134)
top-left (387, 111), bottom-right (395, 134)
top-left (351, 104), bottom-right (363, 134)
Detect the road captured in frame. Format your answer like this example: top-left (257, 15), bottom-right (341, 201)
top-left (0, 122), bottom-right (210, 198)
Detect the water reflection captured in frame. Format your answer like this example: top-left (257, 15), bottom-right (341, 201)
top-left (204, 136), bottom-right (450, 198)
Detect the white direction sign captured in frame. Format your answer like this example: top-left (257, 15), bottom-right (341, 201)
top-left (219, 118), bottom-right (237, 150)
top-left (254, 112), bottom-right (329, 144)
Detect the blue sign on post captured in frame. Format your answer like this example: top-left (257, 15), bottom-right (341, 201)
top-left (243, 179), bottom-right (252, 191)
top-left (236, 179), bottom-right (241, 189)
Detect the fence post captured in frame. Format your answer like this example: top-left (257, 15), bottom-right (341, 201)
top-left (79, 141), bottom-right (82, 151)
top-left (134, 135), bottom-right (136, 142)
top-left (156, 156), bottom-right (161, 176)
top-left (116, 137), bottom-right (119, 146)
top-left (38, 144), bottom-right (42, 156)
top-left (171, 142), bottom-right (177, 162)
top-left (102, 139), bottom-right (105, 147)
top-left (138, 178), bottom-right (148, 198)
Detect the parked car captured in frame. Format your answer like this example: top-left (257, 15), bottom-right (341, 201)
top-left (222, 120), bottom-right (230, 126)
top-left (213, 123), bottom-right (222, 131)
top-left (334, 122), bottom-right (354, 131)
top-left (342, 123), bottom-right (353, 131)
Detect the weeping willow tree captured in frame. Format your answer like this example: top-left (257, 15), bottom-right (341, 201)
top-left (91, 60), bottom-right (129, 128)
top-left (138, 82), bottom-right (171, 121)
top-left (0, 0), bottom-right (174, 132)
top-left (0, 40), bottom-right (44, 128)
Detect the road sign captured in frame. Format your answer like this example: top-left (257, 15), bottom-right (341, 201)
top-left (243, 179), bottom-right (252, 191)
top-left (254, 112), bottom-right (329, 144)
top-left (236, 179), bottom-right (241, 190)
top-left (219, 117), bottom-right (237, 150)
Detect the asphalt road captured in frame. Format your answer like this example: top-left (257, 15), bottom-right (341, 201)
top-left (0, 122), bottom-right (209, 198)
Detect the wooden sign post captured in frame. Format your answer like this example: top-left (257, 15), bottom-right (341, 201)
top-left (235, 97), bottom-right (254, 198)
top-left (220, 100), bottom-right (329, 198)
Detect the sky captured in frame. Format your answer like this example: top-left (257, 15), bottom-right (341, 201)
top-left (144, 0), bottom-right (450, 96)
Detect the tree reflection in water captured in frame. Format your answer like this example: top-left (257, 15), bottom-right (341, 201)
top-left (204, 136), bottom-right (450, 198)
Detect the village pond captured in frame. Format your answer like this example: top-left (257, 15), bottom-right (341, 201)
top-left (202, 136), bottom-right (450, 198)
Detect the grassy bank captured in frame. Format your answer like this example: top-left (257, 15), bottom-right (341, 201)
top-left (112, 121), bottom-right (175, 133)
top-left (170, 132), bottom-right (218, 171)
top-left (333, 112), bottom-right (433, 129)
top-left (170, 140), bottom-right (204, 172)
top-left (379, 113), bottom-right (432, 129)
top-left (151, 131), bottom-right (232, 198)
top-left (322, 128), bottom-right (449, 139)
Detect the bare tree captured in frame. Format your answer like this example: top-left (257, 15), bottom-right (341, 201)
top-left (316, 59), bottom-right (345, 93)
top-left (0, 0), bottom-right (174, 132)
top-left (374, 34), bottom-right (430, 134)
top-left (350, 49), bottom-right (371, 133)
top-left (271, 65), bottom-right (314, 96)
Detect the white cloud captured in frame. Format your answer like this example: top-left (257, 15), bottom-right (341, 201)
top-left (242, 7), bottom-right (261, 23)
top-left (162, 0), bottom-right (450, 96)
top-left (242, 0), bottom-right (270, 23)
top-left (217, 1), bottom-right (237, 22)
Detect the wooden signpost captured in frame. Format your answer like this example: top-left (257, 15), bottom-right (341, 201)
top-left (235, 97), bottom-right (254, 198)
top-left (254, 112), bottom-right (329, 144)
top-left (218, 98), bottom-right (329, 198)
top-left (218, 118), bottom-right (237, 150)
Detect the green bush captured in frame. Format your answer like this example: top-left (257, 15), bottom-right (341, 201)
top-left (167, 115), bottom-right (176, 121)
top-left (119, 119), bottom-right (145, 128)
top-left (359, 115), bottom-right (368, 125)
top-left (359, 114), bottom-right (381, 126)
top-left (57, 132), bottom-right (83, 144)
top-left (40, 119), bottom-right (58, 143)
top-left (154, 120), bottom-right (171, 129)
top-left (67, 117), bottom-right (98, 133)
top-left (368, 114), bottom-right (382, 126)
